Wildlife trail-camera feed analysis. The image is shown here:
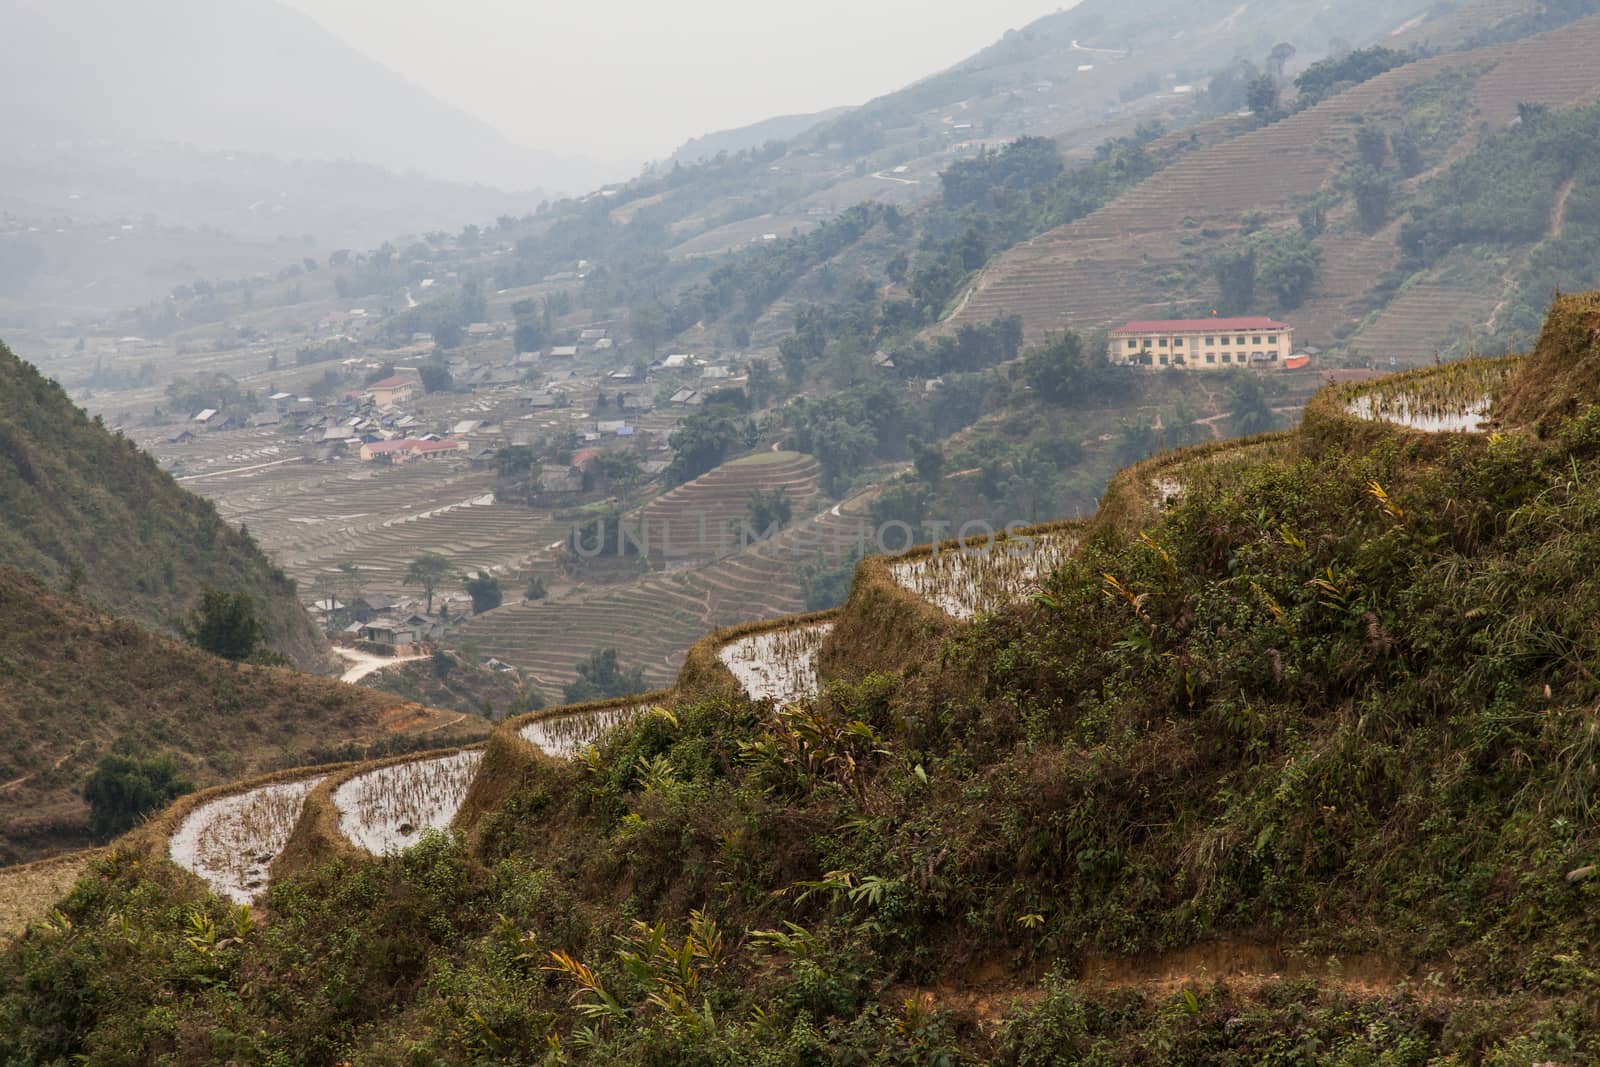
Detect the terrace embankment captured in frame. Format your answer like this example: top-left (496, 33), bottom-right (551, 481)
top-left (818, 520), bottom-right (1081, 683)
top-left (1498, 291), bottom-right (1600, 430)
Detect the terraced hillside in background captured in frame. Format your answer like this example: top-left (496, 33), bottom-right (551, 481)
top-left (0, 344), bottom-right (331, 669)
top-left (453, 462), bottom-right (875, 694)
top-left (948, 15), bottom-right (1600, 361)
top-left (211, 462), bottom-right (569, 599)
top-left (633, 451), bottom-right (824, 563)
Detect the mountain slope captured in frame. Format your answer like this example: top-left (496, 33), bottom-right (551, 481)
top-left (0, 0), bottom-right (587, 191)
top-left (0, 566), bottom-right (477, 863)
top-left (947, 12), bottom-right (1600, 355)
top-left (669, 108), bottom-right (851, 165)
top-left (12, 297), bottom-right (1600, 1059)
top-left (0, 341), bottom-right (330, 668)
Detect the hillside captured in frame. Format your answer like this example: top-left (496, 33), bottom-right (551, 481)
top-left (669, 108), bottom-right (851, 165)
top-left (949, 12), bottom-right (1600, 357)
top-left (10, 295), bottom-right (1600, 1058)
top-left (0, 341), bottom-right (331, 668)
top-left (0, 566), bottom-right (479, 864)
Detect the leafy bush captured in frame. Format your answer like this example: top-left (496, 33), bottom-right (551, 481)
top-left (82, 750), bottom-right (194, 838)
top-left (183, 587), bottom-right (266, 662)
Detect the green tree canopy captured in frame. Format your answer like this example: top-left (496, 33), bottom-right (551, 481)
top-left (405, 553), bottom-right (451, 614)
top-left (184, 587), bottom-right (267, 662)
top-left (83, 750), bottom-right (195, 839)
top-left (463, 571), bottom-right (503, 615)
top-left (563, 648), bottom-right (648, 704)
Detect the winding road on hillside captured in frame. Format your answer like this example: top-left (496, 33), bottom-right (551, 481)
top-left (333, 646), bottom-right (427, 684)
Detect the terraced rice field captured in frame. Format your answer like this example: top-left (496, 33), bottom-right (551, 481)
top-left (1346, 271), bottom-right (1505, 366)
top-left (334, 751), bottom-right (484, 855)
top-left (1471, 15), bottom-right (1600, 127)
top-left (719, 623), bottom-right (833, 703)
top-left (454, 481), bottom-right (876, 692)
top-left (169, 776), bottom-right (326, 904)
top-left (634, 452), bottom-right (824, 562)
top-left (520, 704), bottom-right (647, 758)
top-left (205, 463), bottom-right (568, 596)
top-left (889, 532), bottom-right (1078, 620)
top-left (1345, 359), bottom-right (1513, 432)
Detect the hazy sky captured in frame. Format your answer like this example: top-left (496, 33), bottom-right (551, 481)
top-left (279, 0), bottom-right (1072, 169)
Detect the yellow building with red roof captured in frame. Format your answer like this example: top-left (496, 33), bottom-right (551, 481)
top-left (1109, 317), bottom-right (1294, 369)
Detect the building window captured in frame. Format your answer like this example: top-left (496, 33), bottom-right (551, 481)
top-left (1267, 335), bottom-right (1277, 344)
top-left (1252, 336), bottom-right (1262, 344)
top-left (1206, 353), bottom-right (1215, 363)
top-left (1221, 353), bottom-right (1231, 363)
top-left (1205, 336), bottom-right (1215, 345)
top-left (1127, 339), bottom-right (1138, 349)
top-left (1158, 355), bottom-right (1168, 365)
top-left (1268, 352), bottom-right (1278, 361)
top-left (1220, 336), bottom-right (1230, 345)
top-left (1237, 336), bottom-right (1246, 345)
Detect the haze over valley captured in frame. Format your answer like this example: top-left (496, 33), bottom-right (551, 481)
top-left (7, 0), bottom-right (1600, 1060)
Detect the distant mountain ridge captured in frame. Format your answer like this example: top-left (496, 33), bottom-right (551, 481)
top-left (0, 0), bottom-right (601, 192)
top-left (668, 108), bottom-right (852, 166)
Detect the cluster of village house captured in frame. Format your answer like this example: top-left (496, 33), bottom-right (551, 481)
top-left (309, 591), bottom-right (522, 664)
top-left (169, 327), bottom-right (753, 475)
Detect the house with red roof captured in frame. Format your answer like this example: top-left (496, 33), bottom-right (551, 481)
top-left (367, 374), bottom-right (422, 406)
top-left (1109, 316), bottom-right (1293, 369)
top-left (358, 438), bottom-right (467, 464)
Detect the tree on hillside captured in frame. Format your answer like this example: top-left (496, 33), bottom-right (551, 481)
top-left (588, 450), bottom-right (642, 494)
top-left (813, 418), bottom-right (877, 498)
top-left (405, 553), bottom-right (451, 614)
top-left (84, 749), bottom-right (195, 839)
top-left (418, 361), bottom-right (452, 394)
top-left (800, 550), bottom-right (862, 612)
top-left (184, 587), bottom-right (267, 662)
top-left (1267, 42), bottom-right (1297, 80)
top-left (514, 317), bottom-right (546, 355)
top-left (1356, 123), bottom-right (1389, 170)
top-left (1246, 76), bottom-right (1281, 121)
top-left (1348, 166), bottom-right (1394, 233)
top-left (746, 359), bottom-right (780, 408)
top-left (1212, 246), bottom-right (1258, 315)
top-left (628, 303), bottom-right (668, 356)
top-left (1016, 331), bottom-right (1116, 405)
top-left (741, 488), bottom-right (794, 541)
top-left (463, 571), bottom-right (503, 615)
top-left (909, 436), bottom-right (945, 484)
top-left (1294, 46), bottom-right (1410, 109)
top-left (563, 648), bottom-right (647, 705)
top-left (1258, 231), bottom-right (1323, 309)
top-left (1227, 370), bottom-right (1279, 437)
top-left (778, 314), bottom-right (828, 388)
top-left (666, 411), bottom-right (741, 485)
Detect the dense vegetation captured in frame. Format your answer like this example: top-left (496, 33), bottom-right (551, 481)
top-left (0, 343), bottom-right (328, 668)
top-left (13, 299), bottom-right (1600, 1061)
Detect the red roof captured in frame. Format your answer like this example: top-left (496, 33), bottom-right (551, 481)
top-left (364, 438), bottom-right (463, 455)
top-left (1112, 317), bottom-right (1289, 334)
top-left (368, 375), bottom-right (419, 390)
top-left (411, 439), bottom-right (464, 454)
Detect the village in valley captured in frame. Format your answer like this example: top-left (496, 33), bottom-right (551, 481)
top-left (21, 240), bottom-right (881, 705)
